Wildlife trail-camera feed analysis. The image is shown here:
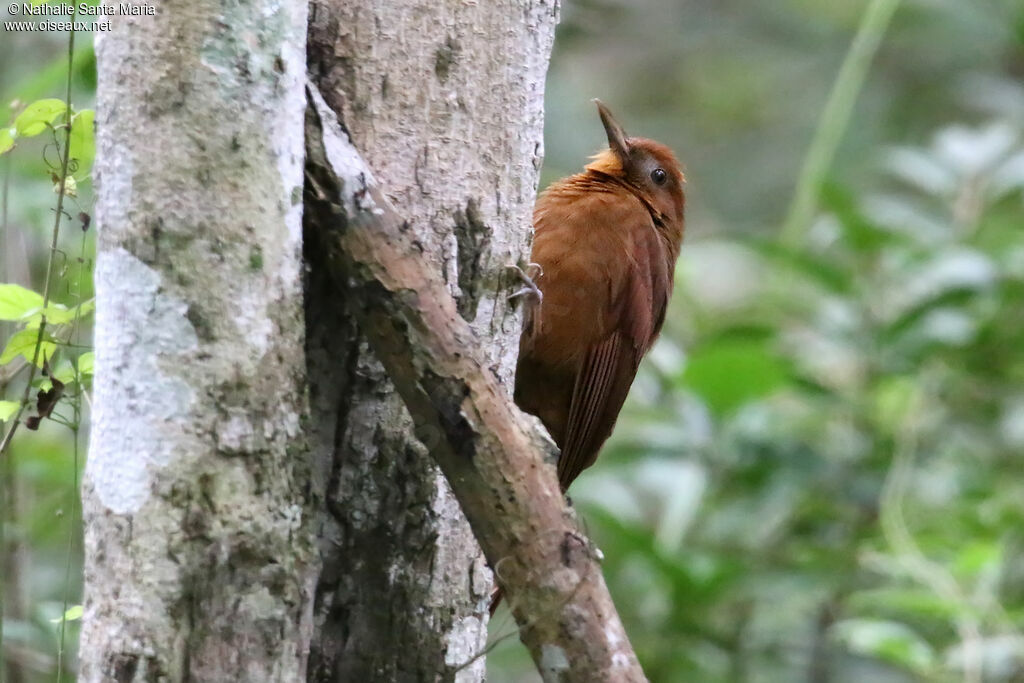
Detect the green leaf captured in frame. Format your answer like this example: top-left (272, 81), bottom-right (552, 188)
top-left (49, 605), bottom-right (83, 624)
top-left (872, 376), bottom-right (919, 433)
top-left (13, 98), bottom-right (67, 137)
top-left (0, 43), bottom-right (94, 125)
top-left (881, 288), bottom-right (979, 342)
top-left (68, 109), bottom-right (95, 178)
top-left (0, 283), bottom-right (44, 321)
top-left (0, 127), bottom-right (13, 155)
top-left (46, 353), bottom-right (94, 387)
top-left (23, 299), bottom-right (95, 328)
top-left (0, 328), bottom-right (57, 367)
top-left (848, 588), bottom-right (961, 620)
top-left (954, 540), bottom-right (1001, 579)
top-left (681, 337), bottom-right (789, 416)
top-left (77, 351), bottom-right (94, 377)
top-left (0, 400), bottom-right (18, 421)
top-left (832, 618), bottom-right (935, 674)
top-left (52, 360), bottom-right (76, 385)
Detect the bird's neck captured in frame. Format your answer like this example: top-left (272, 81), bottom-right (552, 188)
top-left (579, 170), bottom-right (681, 247)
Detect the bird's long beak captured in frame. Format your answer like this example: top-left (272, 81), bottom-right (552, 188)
top-left (594, 99), bottom-right (630, 160)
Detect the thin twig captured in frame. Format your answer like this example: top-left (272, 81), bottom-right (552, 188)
top-left (56, 199), bottom-right (90, 683)
top-left (55, 424), bottom-right (79, 683)
top-left (0, 6), bottom-right (78, 461)
top-left (779, 0), bottom-right (902, 249)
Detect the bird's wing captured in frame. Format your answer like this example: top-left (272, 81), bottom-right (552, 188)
top-left (557, 220), bottom-right (672, 490)
top-left (558, 330), bottom-right (638, 488)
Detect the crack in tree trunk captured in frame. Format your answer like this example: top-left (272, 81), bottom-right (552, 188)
top-left (305, 1), bottom-right (558, 679)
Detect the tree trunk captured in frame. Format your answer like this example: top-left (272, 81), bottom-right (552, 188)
top-left (82, 0), bottom-right (557, 679)
top-left (80, 2), bottom-right (314, 680)
top-left (305, 1), bottom-right (557, 679)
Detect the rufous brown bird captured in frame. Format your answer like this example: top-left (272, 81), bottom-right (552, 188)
top-left (490, 102), bottom-right (685, 616)
top-left (514, 100), bottom-right (686, 493)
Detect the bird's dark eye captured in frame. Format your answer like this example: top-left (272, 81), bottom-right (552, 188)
top-left (650, 168), bottom-right (667, 185)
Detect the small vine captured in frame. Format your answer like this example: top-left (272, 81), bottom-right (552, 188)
top-left (0, 8), bottom-right (95, 679)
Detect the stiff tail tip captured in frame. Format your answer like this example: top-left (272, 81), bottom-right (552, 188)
top-left (488, 585), bottom-right (503, 616)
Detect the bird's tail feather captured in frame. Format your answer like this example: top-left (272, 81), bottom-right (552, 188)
top-left (488, 585), bottom-right (503, 616)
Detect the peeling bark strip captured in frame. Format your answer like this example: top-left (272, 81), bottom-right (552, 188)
top-left (305, 1), bottom-right (558, 679)
top-left (81, 1), bottom-right (315, 681)
top-left (305, 88), bottom-right (647, 682)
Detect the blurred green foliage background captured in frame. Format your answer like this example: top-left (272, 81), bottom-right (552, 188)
top-left (488, 0), bottom-right (1024, 681)
top-left (2, 0), bottom-right (1024, 681)
top-left (1, 10), bottom-right (96, 682)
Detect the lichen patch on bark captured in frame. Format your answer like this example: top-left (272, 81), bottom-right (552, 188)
top-left (87, 247), bottom-right (199, 515)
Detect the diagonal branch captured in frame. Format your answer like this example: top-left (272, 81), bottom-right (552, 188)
top-left (303, 84), bottom-right (647, 682)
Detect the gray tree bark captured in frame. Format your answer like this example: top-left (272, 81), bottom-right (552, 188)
top-left (80, 1), bottom-right (315, 680)
top-left (305, 1), bottom-right (557, 680)
top-left (81, 0), bottom-right (559, 679)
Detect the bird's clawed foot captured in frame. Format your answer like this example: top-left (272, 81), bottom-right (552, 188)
top-left (506, 263), bottom-right (543, 303)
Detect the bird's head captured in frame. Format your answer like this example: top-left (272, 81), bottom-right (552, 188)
top-left (585, 100), bottom-right (685, 240)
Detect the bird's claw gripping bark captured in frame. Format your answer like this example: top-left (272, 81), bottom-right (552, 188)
top-left (506, 263), bottom-right (543, 303)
